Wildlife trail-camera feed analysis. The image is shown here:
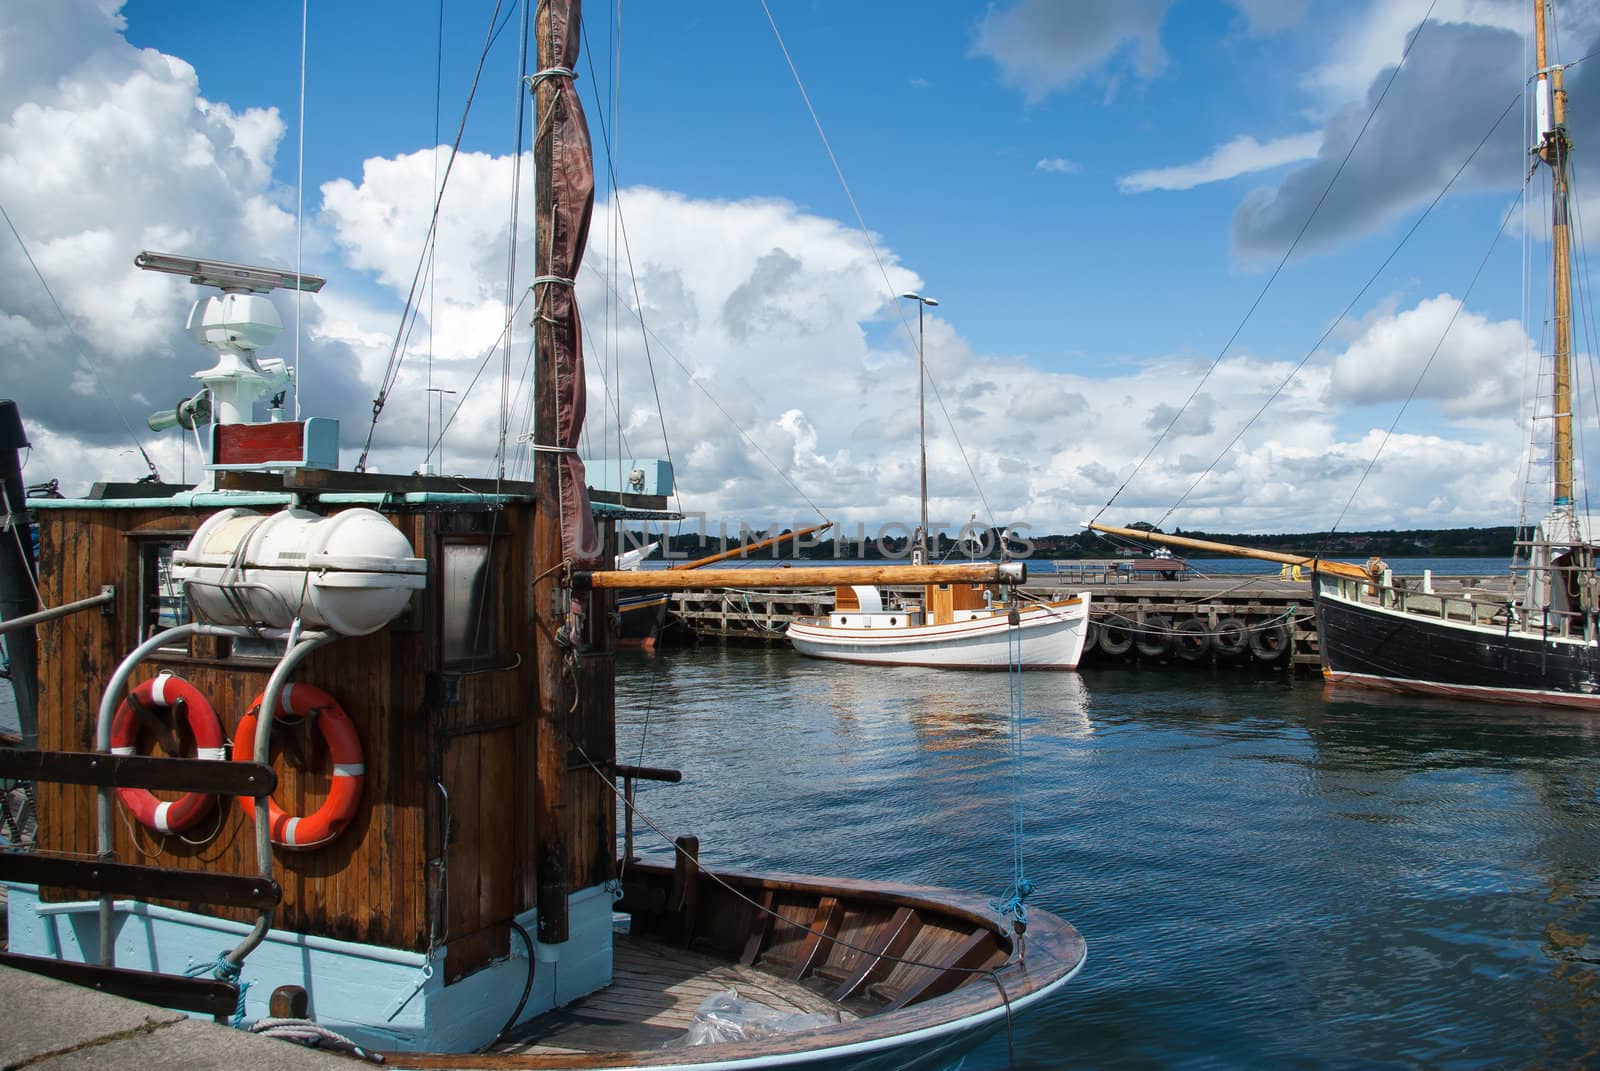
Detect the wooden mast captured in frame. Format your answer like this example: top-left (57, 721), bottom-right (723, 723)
top-left (1536, 0), bottom-right (1575, 507)
top-left (531, 0), bottom-right (574, 946)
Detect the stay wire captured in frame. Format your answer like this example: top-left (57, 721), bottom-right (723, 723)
top-left (579, 261), bottom-right (831, 522)
top-left (425, 0), bottom-right (443, 463)
top-left (577, 14), bottom-right (682, 522)
top-left (1090, 0), bottom-right (1439, 531)
top-left (1320, 180), bottom-right (1528, 545)
top-left (1156, 86), bottom-right (1521, 535)
top-left (1565, 156), bottom-right (1599, 526)
top-left (357, 0), bottom-right (513, 472)
top-left (759, 0), bottom-right (997, 536)
top-left (0, 201), bottom-right (160, 481)
top-left (434, 289), bottom-right (539, 462)
top-left (292, 0), bottom-right (307, 419)
top-left (499, 0), bottom-right (534, 481)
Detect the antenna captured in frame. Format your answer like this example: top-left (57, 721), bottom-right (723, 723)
top-left (134, 251), bottom-right (325, 294)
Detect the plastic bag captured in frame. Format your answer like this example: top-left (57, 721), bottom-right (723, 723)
top-left (672, 989), bottom-right (834, 1047)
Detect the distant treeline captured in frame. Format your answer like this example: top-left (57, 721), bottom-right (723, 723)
top-left (616, 524), bottom-right (1520, 562)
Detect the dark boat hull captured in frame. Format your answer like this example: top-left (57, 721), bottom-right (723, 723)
top-left (1314, 582), bottom-right (1600, 709)
top-left (617, 593), bottom-right (669, 649)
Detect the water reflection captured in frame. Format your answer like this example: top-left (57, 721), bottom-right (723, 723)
top-left (617, 646), bottom-right (1600, 1068)
top-left (794, 658), bottom-right (1095, 747)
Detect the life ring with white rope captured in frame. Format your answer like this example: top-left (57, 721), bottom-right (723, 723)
top-left (233, 684), bottom-right (363, 850)
top-left (109, 673), bottom-right (226, 835)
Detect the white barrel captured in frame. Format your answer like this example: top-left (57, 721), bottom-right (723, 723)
top-left (172, 507), bottom-right (427, 636)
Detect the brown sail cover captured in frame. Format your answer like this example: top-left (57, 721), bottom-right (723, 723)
top-left (541, 0), bottom-right (600, 565)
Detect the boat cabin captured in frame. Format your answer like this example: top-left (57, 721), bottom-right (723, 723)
top-left (829, 582), bottom-right (1000, 629)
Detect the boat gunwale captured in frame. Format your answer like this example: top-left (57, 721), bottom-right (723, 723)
top-left (1314, 577), bottom-right (1596, 648)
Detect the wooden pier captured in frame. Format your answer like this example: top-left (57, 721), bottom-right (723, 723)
top-left (663, 565), bottom-right (1511, 672)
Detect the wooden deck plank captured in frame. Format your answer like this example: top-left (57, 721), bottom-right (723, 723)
top-left (502, 932), bottom-right (853, 1056)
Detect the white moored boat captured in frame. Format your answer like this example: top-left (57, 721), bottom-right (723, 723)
top-left (787, 581), bottom-right (1091, 670)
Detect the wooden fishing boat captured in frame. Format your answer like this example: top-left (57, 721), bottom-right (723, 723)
top-left (1090, 0), bottom-right (1600, 710)
top-left (0, 2), bottom-right (1085, 1065)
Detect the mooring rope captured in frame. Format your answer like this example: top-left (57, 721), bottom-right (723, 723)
top-left (989, 606), bottom-right (1034, 943)
top-left (185, 951), bottom-right (248, 1028)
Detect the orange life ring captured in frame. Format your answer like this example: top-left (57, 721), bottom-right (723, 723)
top-left (109, 674), bottom-right (226, 835)
top-left (233, 684), bottom-right (364, 850)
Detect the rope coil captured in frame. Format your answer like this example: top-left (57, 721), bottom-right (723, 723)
top-left (527, 65), bottom-right (576, 88)
top-left (185, 952), bottom-right (248, 1028)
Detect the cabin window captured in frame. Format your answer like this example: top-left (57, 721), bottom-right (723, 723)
top-left (442, 541), bottom-right (501, 667)
top-left (138, 540), bottom-right (191, 646)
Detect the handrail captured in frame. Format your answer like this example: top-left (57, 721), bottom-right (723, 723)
top-left (90, 621), bottom-right (333, 970)
top-left (229, 624), bottom-right (336, 968)
top-left (0, 587), bottom-right (113, 635)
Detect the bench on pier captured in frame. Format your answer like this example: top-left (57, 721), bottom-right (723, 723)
top-left (1121, 558), bottom-right (1191, 581)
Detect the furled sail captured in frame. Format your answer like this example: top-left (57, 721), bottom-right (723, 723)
top-left (536, 0), bottom-right (600, 566)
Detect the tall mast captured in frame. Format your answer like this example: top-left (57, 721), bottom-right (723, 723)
top-left (530, 0), bottom-right (598, 948)
top-left (901, 293), bottom-right (937, 564)
top-left (1536, 0), bottom-right (1575, 508)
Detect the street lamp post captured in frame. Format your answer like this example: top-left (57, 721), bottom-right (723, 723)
top-left (427, 387), bottom-right (457, 474)
top-left (900, 292), bottom-right (938, 565)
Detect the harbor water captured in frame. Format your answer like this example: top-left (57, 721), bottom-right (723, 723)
top-left (617, 645), bottom-right (1600, 1070)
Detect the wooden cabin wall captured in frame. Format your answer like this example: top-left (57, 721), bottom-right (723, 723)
top-left (32, 498), bottom-right (617, 976)
top-left (30, 503), bottom-right (538, 960)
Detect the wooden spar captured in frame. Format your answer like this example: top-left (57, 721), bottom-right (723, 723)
top-left (665, 521), bottom-right (834, 571)
top-left (1084, 522), bottom-right (1370, 581)
top-left (1537, 0), bottom-right (1576, 506)
top-left (531, 0), bottom-right (572, 946)
top-left (578, 562), bottom-right (1025, 591)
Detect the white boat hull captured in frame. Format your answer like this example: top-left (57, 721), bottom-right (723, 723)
top-left (786, 595), bottom-right (1090, 669)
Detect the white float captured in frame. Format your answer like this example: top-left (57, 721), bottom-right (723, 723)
top-left (173, 507), bottom-right (426, 635)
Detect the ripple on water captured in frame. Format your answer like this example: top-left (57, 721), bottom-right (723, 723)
top-left (615, 649), bottom-right (1600, 1069)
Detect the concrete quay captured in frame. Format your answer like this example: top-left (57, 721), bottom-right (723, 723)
top-left (0, 965), bottom-right (360, 1070)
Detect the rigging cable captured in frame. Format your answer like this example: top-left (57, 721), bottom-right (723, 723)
top-left (356, 0), bottom-right (515, 473)
top-left (434, 288), bottom-right (539, 460)
top-left (1157, 88), bottom-right (1522, 537)
top-left (990, 606), bottom-right (1034, 942)
top-left (293, 0), bottom-right (308, 420)
top-left (576, 13), bottom-right (683, 523)
top-left (1570, 156), bottom-right (1598, 528)
top-left (0, 202), bottom-right (161, 482)
top-left (500, 0), bottom-right (535, 481)
top-left (758, 0), bottom-right (998, 538)
top-left (425, 0), bottom-right (444, 469)
top-left (1089, 0), bottom-right (1441, 532)
top-left (578, 260), bottom-right (832, 522)
top-left (1318, 183), bottom-right (1529, 546)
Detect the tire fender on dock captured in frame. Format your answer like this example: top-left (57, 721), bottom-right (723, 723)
top-left (1174, 618), bottom-right (1211, 661)
top-left (1249, 621), bottom-right (1291, 663)
top-left (1098, 616), bottom-right (1134, 656)
top-left (1213, 617), bottom-right (1249, 657)
top-left (1135, 615), bottom-right (1173, 659)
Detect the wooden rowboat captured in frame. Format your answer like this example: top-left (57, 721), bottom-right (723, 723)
top-left (389, 861), bottom-right (1085, 1070)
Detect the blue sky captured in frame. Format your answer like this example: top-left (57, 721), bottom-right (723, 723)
top-left (6, 1), bottom-right (1600, 535)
